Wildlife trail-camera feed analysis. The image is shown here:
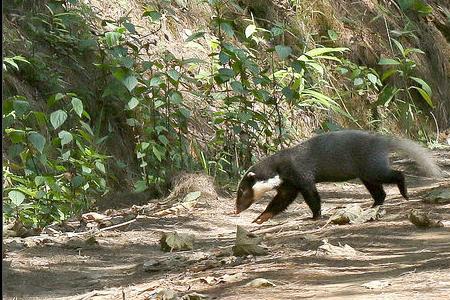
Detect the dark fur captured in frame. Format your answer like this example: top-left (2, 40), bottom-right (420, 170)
top-left (236, 130), bottom-right (440, 222)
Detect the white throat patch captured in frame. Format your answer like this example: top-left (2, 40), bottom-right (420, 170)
top-left (252, 175), bottom-right (282, 200)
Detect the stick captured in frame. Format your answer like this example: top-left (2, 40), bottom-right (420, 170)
top-left (98, 218), bottom-right (136, 232)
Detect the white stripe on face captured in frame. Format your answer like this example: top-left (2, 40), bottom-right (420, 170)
top-left (252, 175), bottom-right (282, 200)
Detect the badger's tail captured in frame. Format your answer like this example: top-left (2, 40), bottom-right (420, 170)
top-left (388, 137), bottom-right (442, 177)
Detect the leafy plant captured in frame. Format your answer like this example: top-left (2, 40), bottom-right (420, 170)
top-left (3, 93), bottom-right (109, 228)
top-left (376, 38), bottom-right (433, 138)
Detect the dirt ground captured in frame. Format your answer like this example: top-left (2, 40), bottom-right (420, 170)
top-left (3, 150), bottom-right (450, 300)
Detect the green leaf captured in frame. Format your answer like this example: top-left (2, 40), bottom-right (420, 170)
top-left (381, 68), bottom-right (398, 81)
top-left (158, 135), bottom-right (169, 145)
top-left (143, 10), bottom-right (162, 22)
top-left (95, 161), bottom-right (106, 173)
top-left (50, 110), bottom-right (68, 129)
top-left (72, 175), bottom-right (85, 188)
top-left (410, 86), bottom-right (433, 107)
top-left (62, 150), bottom-right (71, 160)
top-left (392, 39), bottom-right (404, 56)
top-left (410, 77), bottom-right (432, 96)
top-left (141, 142), bottom-right (150, 150)
top-left (378, 58), bottom-right (400, 65)
top-left (105, 31), bottom-right (121, 47)
top-left (185, 31), bottom-right (206, 42)
top-left (245, 24), bottom-right (257, 38)
top-left (13, 99), bottom-right (30, 117)
top-left (34, 176), bottom-right (45, 186)
top-left (122, 75), bottom-right (138, 92)
top-left (167, 69), bottom-right (181, 81)
top-left (376, 85), bottom-right (399, 107)
top-left (133, 180), bottom-right (148, 193)
top-left (82, 165), bottom-right (92, 174)
top-left (152, 146), bottom-right (163, 162)
top-left (71, 97), bottom-right (83, 117)
top-left (275, 45), bottom-right (292, 60)
top-left (123, 22), bottom-right (136, 33)
top-left (220, 21), bottom-right (234, 37)
top-left (58, 130), bottom-right (73, 146)
top-left (80, 120), bottom-right (94, 135)
top-left (305, 47), bottom-right (348, 57)
top-left (28, 132), bottom-right (46, 154)
top-left (179, 107), bottom-right (191, 118)
top-left (170, 91), bottom-right (183, 104)
top-left (353, 78), bottom-right (364, 86)
top-left (8, 190), bottom-right (25, 206)
top-left (327, 29), bottom-right (338, 41)
top-left (367, 73), bottom-right (379, 85)
top-left (230, 81), bottom-right (245, 94)
top-left (404, 48), bottom-right (425, 56)
top-left (270, 25), bottom-right (284, 37)
top-left (127, 97), bottom-right (139, 110)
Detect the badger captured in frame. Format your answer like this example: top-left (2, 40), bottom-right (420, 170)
top-left (235, 130), bottom-right (441, 224)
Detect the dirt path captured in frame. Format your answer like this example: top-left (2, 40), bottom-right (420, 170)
top-left (4, 151), bottom-right (450, 300)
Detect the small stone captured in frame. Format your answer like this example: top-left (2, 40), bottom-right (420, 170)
top-left (143, 259), bottom-right (164, 272)
top-left (156, 289), bottom-right (178, 300)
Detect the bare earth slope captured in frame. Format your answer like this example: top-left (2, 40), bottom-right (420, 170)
top-left (4, 150), bottom-right (450, 300)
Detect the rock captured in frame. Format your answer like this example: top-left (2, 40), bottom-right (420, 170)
top-left (423, 188), bottom-right (450, 204)
top-left (232, 226), bottom-right (268, 257)
top-left (143, 259), bottom-right (164, 272)
top-left (160, 232), bottom-right (195, 252)
top-left (408, 209), bottom-right (443, 228)
top-left (245, 278), bottom-right (276, 288)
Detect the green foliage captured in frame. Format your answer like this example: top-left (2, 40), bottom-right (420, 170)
top-left (3, 93), bottom-right (109, 228)
top-left (397, 0), bottom-right (433, 15)
top-left (376, 37), bottom-right (433, 138)
top-left (7, 0), bottom-right (433, 229)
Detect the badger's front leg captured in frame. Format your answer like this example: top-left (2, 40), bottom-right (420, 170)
top-left (253, 184), bottom-right (299, 224)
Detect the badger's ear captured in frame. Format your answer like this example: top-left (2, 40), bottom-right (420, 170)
top-left (247, 171), bottom-right (256, 178)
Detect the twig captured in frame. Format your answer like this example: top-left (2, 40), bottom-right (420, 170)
top-left (384, 16), bottom-right (394, 55)
top-left (98, 218), bottom-right (136, 232)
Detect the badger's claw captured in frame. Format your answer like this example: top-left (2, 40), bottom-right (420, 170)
top-left (252, 211), bottom-right (273, 224)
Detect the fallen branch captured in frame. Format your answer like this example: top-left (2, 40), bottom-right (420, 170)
top-left (98, 218), bottom-right (137, 232)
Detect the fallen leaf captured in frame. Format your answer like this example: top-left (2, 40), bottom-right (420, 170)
top-left (200, 276), bottom-right (216, 285)
top-left (160, 232), bottom-right (195, 252)
top-left (423, 188), bottom-right (450, 204)
top-left (232, 226), bottom-right (268, 256)
top-left (361, 280), bottom-right (391, 289)
top-left (408, 209), bottom-right (443, 228)
top-left (330, 204), bottom-right (384, 225)
top-left (316, 239), bottom-right (363, 258)
top-left (245, 278), bottom-right (276, 288)
top-left (156, 289), bottom-right (178, 300)
top-left (181, 292), bottom-right (209, 300)
top-left (81, 212), bottom-right (110, 222)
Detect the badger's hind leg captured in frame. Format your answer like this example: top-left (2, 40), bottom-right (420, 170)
top-left (362, 169), bottom-right (408, 206)
top-left (386, 170), bottom-right (408, 199)
top-left (362, 180), bottom-right (386, 207)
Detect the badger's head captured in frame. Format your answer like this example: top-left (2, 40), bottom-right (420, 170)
top-left (235, 170), bottom-right (282, 214)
